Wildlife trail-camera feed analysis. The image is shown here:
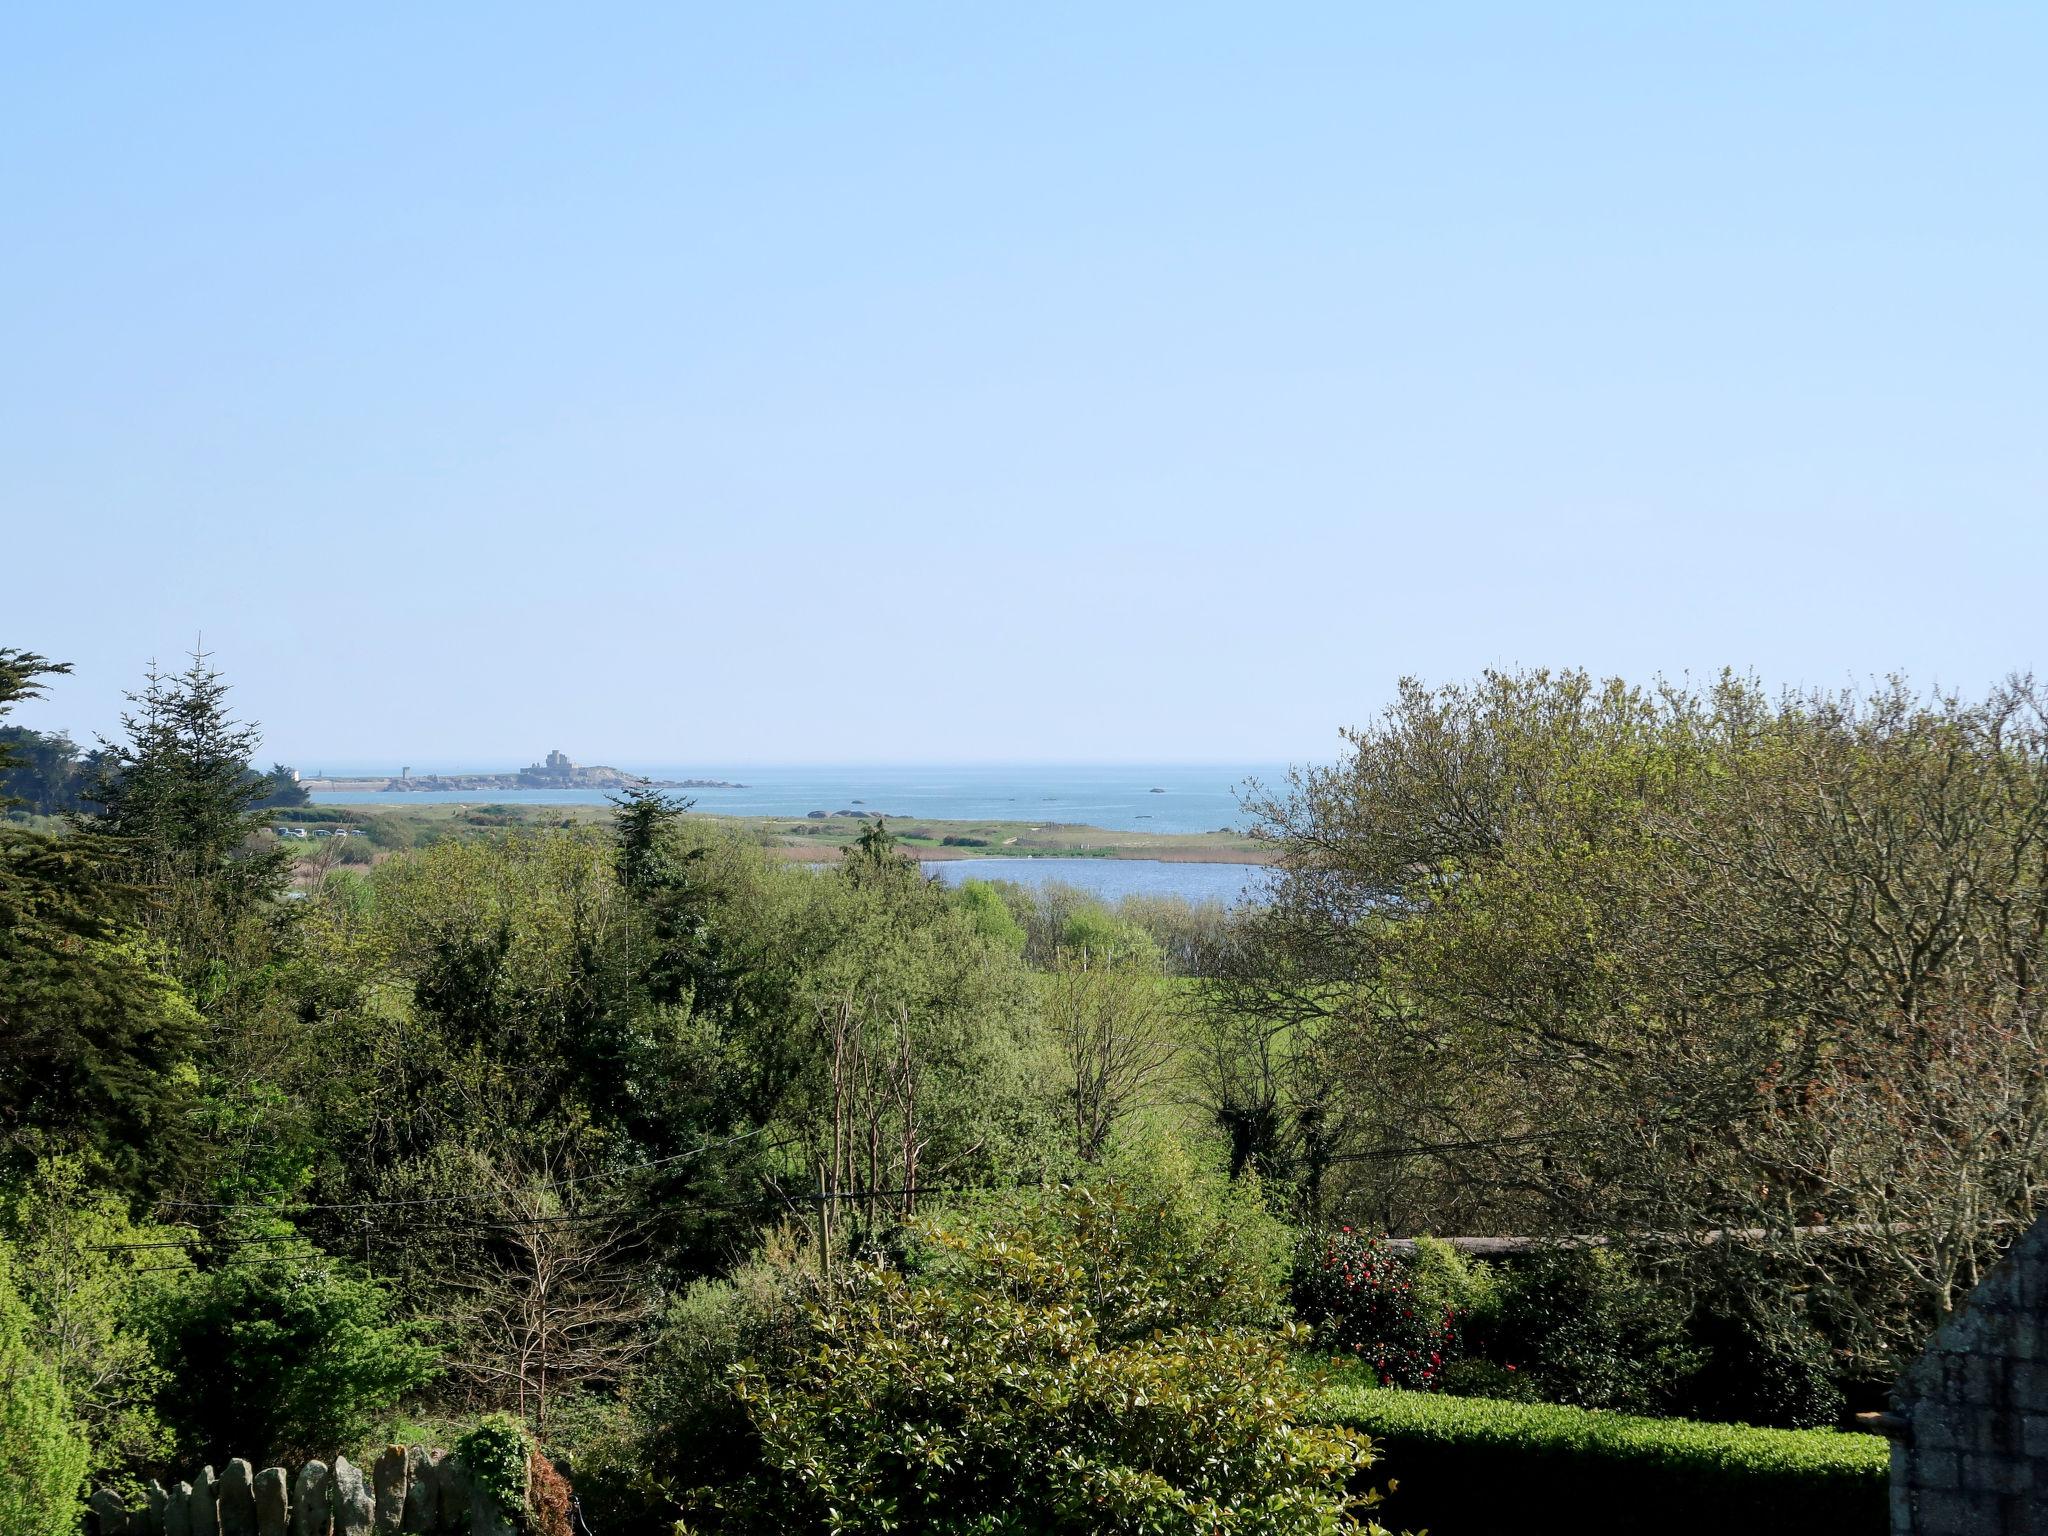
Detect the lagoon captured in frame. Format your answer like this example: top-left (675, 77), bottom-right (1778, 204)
top-left (920, 857), bottom-right (1276, 907)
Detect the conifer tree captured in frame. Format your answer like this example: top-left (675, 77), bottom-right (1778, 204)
top-left (81, 649), bottom-right (290, 996)
top-left (0, 650), bottom-right (197, 1188)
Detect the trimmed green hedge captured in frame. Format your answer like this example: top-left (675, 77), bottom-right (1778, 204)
top-left (1315, 1381), bottom-right (1888, 1536)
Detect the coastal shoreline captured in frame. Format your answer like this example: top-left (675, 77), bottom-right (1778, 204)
top-left (276, 800), bottom-right (1279, 867)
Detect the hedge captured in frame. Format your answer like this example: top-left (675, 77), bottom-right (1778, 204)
top-left (1314, 1380), bottom-right (1888, 1536)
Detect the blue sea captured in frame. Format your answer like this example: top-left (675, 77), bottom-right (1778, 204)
top-left (311, 762), bottom-right (1288, 837)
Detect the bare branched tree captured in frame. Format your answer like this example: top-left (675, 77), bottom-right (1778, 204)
top-left (449, 1163), bottom-right (656, 1433)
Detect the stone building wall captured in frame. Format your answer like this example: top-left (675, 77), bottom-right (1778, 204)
top-left (1891, 1217), bottom-right (2048, 1534)
top-left (87, 1445), bottom-right (517, 1536)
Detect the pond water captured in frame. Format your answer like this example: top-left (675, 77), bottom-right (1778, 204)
top-left (919, 857), bottom-right (1277, 907)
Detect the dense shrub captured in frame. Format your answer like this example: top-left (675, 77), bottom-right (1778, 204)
top-left (2, 1159), bottom-right (178, 1488)
top-left (0, 1245), bottom-right (89, 1536)
top-left (1293, 1230), bottom-right (1460, 1390)
top-left (953, 879), bottom-right (1027, 950)
top-left (362, 815), bottom-right (420, 851)
top-left (1315, 1381), bottom-right (1885, 1536)
top-left (1474, 1247), bottom-right (1698, 1413)
top-left (1673, 1289), bottom-right (1845, 1430)
top-left (733, 1177), bottom-right (1382, 1534)
top-left (1361, 1241), bottom-right (1848, 1430)
top-left (150, 1244), bottom-right (438, 1464)
top-left (562, 1236), bottom-right (815, 1533)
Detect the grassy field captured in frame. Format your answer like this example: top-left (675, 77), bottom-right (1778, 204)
top-left (269, 800), bottom-right (1276, 874)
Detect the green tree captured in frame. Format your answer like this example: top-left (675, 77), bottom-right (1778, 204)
top-left (1043, 947), bottom-right (1177, 1162)
top-left (0, 650), bottom-right (200, 1188)
top-left (609, 786), bottom-right (720, 1011)
top-left (1236, 669), bottom-right (2048, 1384)
top-left (2, 1160), bottom-right (181, 1486)
top-left (151, 1239), bottom-right (438, 1465)
top-left (248, 764), bottom-right (310, 810)
top-left (0, 1241), bottom-right (89, 1536)
top-left (952, 880), bottom-right (1026, 952)
top-left (0, 726), bottom-right (87, 816)
top-left (82, 648), bottom-right (291, 999)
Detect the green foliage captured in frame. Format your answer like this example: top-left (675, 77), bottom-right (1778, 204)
top-left (1, 1160), bottom-right (180, 1485)
top-left (1293, 1231), bottom-right (1459, 1390)
top-left (568, 1244), bottom-right (814, 1533)
top-left (249, 764), bottom-right (311, 809)
top-left (0, 654), bottom-right (200, 1190)
top-left (0, 1241), bottom-right (90, 1536)
top-left (1406, 1235), bottom-right (1500, 1324)
top-left (1058, 903), bottom-right (1161, 967)
top-left (1674, 1288), bottom-right (1845, 1430)
top-left (733, 1177), bottom-right (1379, 1535)
top-left (0, 725), bottom-right (90, 816)
top-left (1477, 1248), bottom-right (1700, 1414)
top-left (1237, 670), bottom-right (2048, 1377)
top-left (456, 1412), bottom-right (533, 1517)
top-left (1315, 1380), bottom-right (1886, 1536)
top-left (609, 786), bottom-right (717, 1013)
top-left (81, 649), bottom-right (293, 994)
top-left (150, 1243), bottom-right (438, 1464)
top-left (953, 879), bottom-right (1026, 951)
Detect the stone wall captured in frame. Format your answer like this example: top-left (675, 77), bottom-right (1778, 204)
top-left (87, 1446), bottom-right (519, 1536)
top-left (1890, 1216), bottom-right (2048, 1534)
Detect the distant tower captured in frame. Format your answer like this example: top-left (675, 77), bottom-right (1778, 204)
top-left (402, 766), bottom-right (411, 779)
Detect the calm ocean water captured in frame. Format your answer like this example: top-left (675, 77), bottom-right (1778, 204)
top-left (312, 763), bottom-right (1287, 837)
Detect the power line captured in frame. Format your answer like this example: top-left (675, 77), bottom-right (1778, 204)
top-left (95, 1171), bottom-right (1046, 1264)
top-left (146, 1125), bottom-right (775, 1219)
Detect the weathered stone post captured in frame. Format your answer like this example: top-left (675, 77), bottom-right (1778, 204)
top-left (218, 1459), bottom-right (259, 1536)
top-left (165, 1481), bottom-right (194, 1536)
top-left (400, 1448), bottom-right (440, 1533)
top-left (468, 1482), bottom-right (516, 1536)
top-left (434, 1454), bottom-right (473, 1536)
top-left (331, 1457), bottom-right (375, 1536)
top-left (191, 1466), bottom-right (221, 1536)
top-left (372, 1446), bottom-right (409, 1533)
top-left (253, 1467), bottom-right (291, 1536)
top-left (89, 1488), bottom-right (130, 1536)
top-left (291, 1461), bottom-right (331, 1536)
top-left (141, 1480), bottom-right (170, 1536)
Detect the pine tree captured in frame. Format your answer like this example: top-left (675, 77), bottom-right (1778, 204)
top-left (609, 786), bottom-right (716, 1010)
top-left (81, 649), bottom-right (290, 996)
top-left (0, 651), bottom-right (198, 1189)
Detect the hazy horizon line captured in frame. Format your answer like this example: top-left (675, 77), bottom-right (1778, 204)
top-left (289, 757), bottom-right (1305, 772)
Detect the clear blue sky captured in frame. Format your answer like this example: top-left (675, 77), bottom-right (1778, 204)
top-left (4, 4), bottom-right (2042, 766)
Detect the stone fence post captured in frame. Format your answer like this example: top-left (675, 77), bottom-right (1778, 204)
top-left (89, 1446), bottom-right (524, 1536)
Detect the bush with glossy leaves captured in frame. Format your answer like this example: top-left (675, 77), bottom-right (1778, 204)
top-left (733, 1178), bottom-right (1386, 1535)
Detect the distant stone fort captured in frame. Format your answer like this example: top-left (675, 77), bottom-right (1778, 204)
top-left (522, 748), bottom-right (582, 781)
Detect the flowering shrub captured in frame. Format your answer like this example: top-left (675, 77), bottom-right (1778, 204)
top-left (1293, 1229), bottom-right (1459, 1390)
